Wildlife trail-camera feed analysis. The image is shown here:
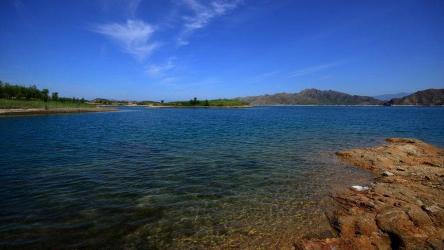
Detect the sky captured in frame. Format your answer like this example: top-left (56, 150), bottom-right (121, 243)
top-left (0, 0), bottom-right (443, 101)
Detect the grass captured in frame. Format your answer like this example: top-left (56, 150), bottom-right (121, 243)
top-left (0, 99), bottom-right (95, 109)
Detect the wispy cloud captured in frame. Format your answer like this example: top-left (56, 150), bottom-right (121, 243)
top-left (289, 61), bottom-right (347, 78)
top-left (178, 0), bottom-right (242, 46)
top-left (92, 19), bottom-right (158, 60)
top-left (92, 0), bottom-right (241, 80)
top-left (146, 58), bottom-right (176, 78)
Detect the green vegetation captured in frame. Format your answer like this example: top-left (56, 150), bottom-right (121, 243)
top-left (89, 98), bottom-right (249, 107)
top-left (92, 98), bottom-right (148, 106)
top-left (0, 80), bottom-right (92, 109)
top-left (1, 80), bottom-right (49, 100)
top-left (163, 98), bottom-right (249, 107)
top-left (0, 80), bottom-right (249, 109)
top-left (92, 98), bottom-right (115, 105)
top-left (136, 100), bottom-right (162, 106)
top-left (0, 98), bottom-right (92, 109)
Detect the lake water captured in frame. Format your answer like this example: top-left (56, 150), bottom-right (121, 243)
top-left (1, 106), bottom-right (443, 249)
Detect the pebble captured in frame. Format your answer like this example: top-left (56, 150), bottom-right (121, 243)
top-left (351, 185), bottom-right (369, 191)
top-left (422, 205), bottom-right (441, 213)
top-left (382, 171), bottom-right (394, 176)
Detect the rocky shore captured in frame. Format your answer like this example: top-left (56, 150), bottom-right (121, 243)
top-left (0, 107), bottom-right (116, 116)
top-left (299, 138), bottom-right (444, 249)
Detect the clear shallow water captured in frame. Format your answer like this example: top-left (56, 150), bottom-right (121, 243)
top-left (1, 106), bottom-right (443, 249)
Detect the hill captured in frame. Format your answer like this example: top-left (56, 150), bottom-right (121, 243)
top-left (386, 89), bottom-right (444, 105)
top-left (238, 89), bottom-right (382, 105)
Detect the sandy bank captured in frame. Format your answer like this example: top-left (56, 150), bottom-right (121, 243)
top-left (0, 107), bottom-right (116, 116)
top-left (298, 138), bottom-right (444, 249)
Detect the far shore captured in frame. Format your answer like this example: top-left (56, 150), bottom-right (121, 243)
top-left (147, 104), bottom-right (443, 108)
top-left (249, 104), bottom-right (444, 107)
top-left (144, 105), bottom-right (252, 108)
top-left (0, 107), bottom-right (117, 116)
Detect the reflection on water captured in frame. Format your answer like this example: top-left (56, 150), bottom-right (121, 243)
top-left (0, 106), bottom-right (443, 248)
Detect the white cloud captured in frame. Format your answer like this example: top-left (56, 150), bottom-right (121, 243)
top-left (146, 58), bottom-right (175, 77)
top-left (289, 61), bottom-right (347, 78)
top-left (178, 0), bottom-right (242, 46)
top-left (93, 19), bottom-right (158, 60)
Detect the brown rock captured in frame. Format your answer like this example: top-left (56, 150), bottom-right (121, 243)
top-left (376, 208), bottom-right (427, 249)
top-left (298, 138), bottom-right (444, 249)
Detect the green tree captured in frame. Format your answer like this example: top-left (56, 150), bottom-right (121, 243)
top-left (41, 89), bottom-right (49, 102)
top-left (51, 92), bottom-right (59, 101)
top-left (29, 85), bottom-right (39, 99)
top-left (189, 97), bottom-right (199, 105)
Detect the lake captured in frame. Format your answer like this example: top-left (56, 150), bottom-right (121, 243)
top-left (1, 106), bottom-right (443, 248)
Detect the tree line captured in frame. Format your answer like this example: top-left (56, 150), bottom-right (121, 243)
top-left (0, 80), bottom-right (85, 103)
top-left (189, 97), bottom-right (210, 106)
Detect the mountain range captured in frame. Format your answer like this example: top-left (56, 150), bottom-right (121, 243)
top-left (237, 88), bottom-right (443, 106)
top-left (386, 89), bottom-right (444, 105)
top-left (238, 89), bottom-right (382, 105)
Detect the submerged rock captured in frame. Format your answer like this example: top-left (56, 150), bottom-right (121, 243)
top-left (298, 138), bottom-right (444, 250)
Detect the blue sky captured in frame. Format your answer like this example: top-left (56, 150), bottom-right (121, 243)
top-left (1, 0), bottom-right (443, 100)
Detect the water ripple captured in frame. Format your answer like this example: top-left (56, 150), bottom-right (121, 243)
top-left (1, 106), bottom-right (443, 248)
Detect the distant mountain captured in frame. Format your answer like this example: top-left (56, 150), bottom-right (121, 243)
top-left (238, 89), bottom-right (383, 105)
top-left (373, 92), bottom-right (411, 101)
top-left (386, 89), bottom-right (444, 105)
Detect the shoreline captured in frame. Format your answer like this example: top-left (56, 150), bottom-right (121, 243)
top-left (77, 104), bottom-right (443, 108)
top-left (144, 105), bottom-right (253, 108)
top-left (0, 107), bottom-right (117, 116)
top-left (298, 138), bottom-right (444, 249)
top-left (252, 104), bottom-right (444, 107)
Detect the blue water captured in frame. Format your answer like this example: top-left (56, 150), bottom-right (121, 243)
top-left (1, 106), bottom-right (443, 248)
